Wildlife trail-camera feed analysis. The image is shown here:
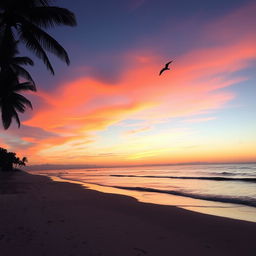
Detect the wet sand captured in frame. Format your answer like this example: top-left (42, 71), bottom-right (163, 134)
top-left (0, 171), bottom-right (255, 256)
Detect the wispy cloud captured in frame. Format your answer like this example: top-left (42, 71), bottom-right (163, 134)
top-left (20, 36), bottom-right (256, 163)
top-left (2, 2), bottom-right (256, 164)
top-left (182, 117), bottom-right (216, 123)
top-left (123, 126), bottom-right (152, 135)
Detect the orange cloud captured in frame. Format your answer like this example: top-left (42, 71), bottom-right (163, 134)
top-left (25, 40), bottom-right (254, 132)
top-left (7, 2), bottom-right (256, 164)
top-left (0, 141), bottom-right (9, 150)
top-left (22, 39), bottom-right (256, 163)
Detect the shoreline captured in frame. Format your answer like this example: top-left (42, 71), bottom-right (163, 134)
top-left (36, 172), bottom-right (256, 223)
top-left (1, 171), bottom-right (256, 255)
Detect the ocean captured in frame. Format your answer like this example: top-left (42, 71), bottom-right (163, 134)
top-left (29, 163), bottom-right (256, 223)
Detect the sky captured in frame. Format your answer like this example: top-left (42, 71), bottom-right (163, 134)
top-left (1, 0), bottom-right (256, 166)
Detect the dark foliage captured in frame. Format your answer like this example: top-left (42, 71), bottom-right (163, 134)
top-left (0, 147), bottom-right (27, 171)
top-left (0, 0), bottom-right (77, 74)
top-left (0, 37), bottom-right (35, 129)
top-left (0, 0), bottom-right (76, 129)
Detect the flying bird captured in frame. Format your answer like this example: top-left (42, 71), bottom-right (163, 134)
top-left (159, 60), bottom-right (173, 76)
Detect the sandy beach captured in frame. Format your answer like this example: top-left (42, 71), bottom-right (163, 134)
top-left (0, 171), bottom-right (255, 256)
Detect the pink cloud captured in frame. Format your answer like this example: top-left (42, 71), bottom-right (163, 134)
top-left (6, 1), bottom-right (256, 164)
top-left (123, 126), bottom-right (152, 135)
top-left (22, 35), bottom-right (255, 159)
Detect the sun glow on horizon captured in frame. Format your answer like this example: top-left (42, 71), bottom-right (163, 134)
top-left (1, 2), bottom-right (256, 165)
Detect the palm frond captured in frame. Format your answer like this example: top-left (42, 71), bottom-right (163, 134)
top-left (19, 26), bottom-right (55, 74)
top-left (12, 111), bottom-right (21, 128)
top-left (1, 108), bottom-right (13, 129)
top-left (0, 0), bottom-right (47, 9)
top-left (13, 81), bottom-right (36, 92)
top-left (11, 64), bottom-right (36, 88)
top-left (13, 56), bottom-right (34, 66)
top-left (1, 0), bottom-right (76, 76)
top-left (26, 6), bottom-right (77, 28)
top-left (18, 19), bottom-right (70, 65)
top-left (0, 71), bottom-right (33, 129)
top-left (0, 27), bottom-right (17, 64)
top-left (14, 94), bottom-right (33, 110)
top-left (37, 0), bottom-right (52, 6)
top-left (12, 96), bottom-right (27, 113)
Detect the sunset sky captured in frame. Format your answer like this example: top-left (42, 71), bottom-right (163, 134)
top-left (1, 0), bottom-right (256, 165)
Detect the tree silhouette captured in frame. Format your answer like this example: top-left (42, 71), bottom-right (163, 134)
top-left (0, 38), bottom-right (36, 129)
top-left (0, 79), bottom-right (35, 129)
top-left (0, 0), bottom-right (76, 129)
top-left (21, 156), bottom-right (28, 167)
top-left (0, 39), bottom-right (35, 87)
top-left (0, 34), bottom-right (36, 87)
top-left (0, 147), bottom-right (27, 171)
top-left (0, 0), bottom-right (77, 74)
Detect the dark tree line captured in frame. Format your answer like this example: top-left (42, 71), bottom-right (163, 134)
top-left (0, 147), bottom-right (27, 171)
top-left (0, 0), bottom-right (76, 129)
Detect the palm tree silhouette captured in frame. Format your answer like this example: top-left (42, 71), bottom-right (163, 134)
top-left (0, 0), bottom-right (77, 74)
top-left (0, 37), bottom-right (36, 129)
top-left (20, 156), bottom-right (28, 167)
top-left (0, 37), bottom-right (36, 87)
top-left (0, 77), bottom-right (35, 129)
top-left (0, 0), bottom-right (76, 129)
top-left (0, 147), bottom-right (28, 171)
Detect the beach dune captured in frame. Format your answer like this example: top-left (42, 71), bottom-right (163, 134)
top-left (0, 171), bottom-right (255, 256)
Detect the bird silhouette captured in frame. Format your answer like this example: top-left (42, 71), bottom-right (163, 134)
top-left (159, 60), bottom-right (173, 75)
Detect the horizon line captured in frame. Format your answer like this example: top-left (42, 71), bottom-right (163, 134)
top-left (26, 161), bottom-right (256, 170)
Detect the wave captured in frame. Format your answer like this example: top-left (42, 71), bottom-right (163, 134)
top-left (210, 171), bottom-right (256, 176)
top-left (113, 186), bottom-right (256, 207)
top-left (49, 174), bottom-right (256, 208)
top-left (110, 174), bottom-right (256, 183)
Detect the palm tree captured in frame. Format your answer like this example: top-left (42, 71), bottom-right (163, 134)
top-left (0, 147), bottom-right (8, 171)
top-left (14, 157), bottom-right (20, 168)
top-left (0, 36), bottom-right (36, 129)
top-left (0, 147), bottom-right (28, 171)
top-left (0, 0), bottom-right (77, 74)
top-left (0, 77), bottom-right (35, 129)
top-left (20, 156), bottom-right (28, 167)
top-left (22, 156), bottom-right (28, 164)
top-left (0, 1), bottom-right (76, 129)
top-left (0, 38), bottom-right (36, 87)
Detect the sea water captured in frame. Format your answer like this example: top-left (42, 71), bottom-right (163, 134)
top-left (29, 163), bottom-right (256, 222)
